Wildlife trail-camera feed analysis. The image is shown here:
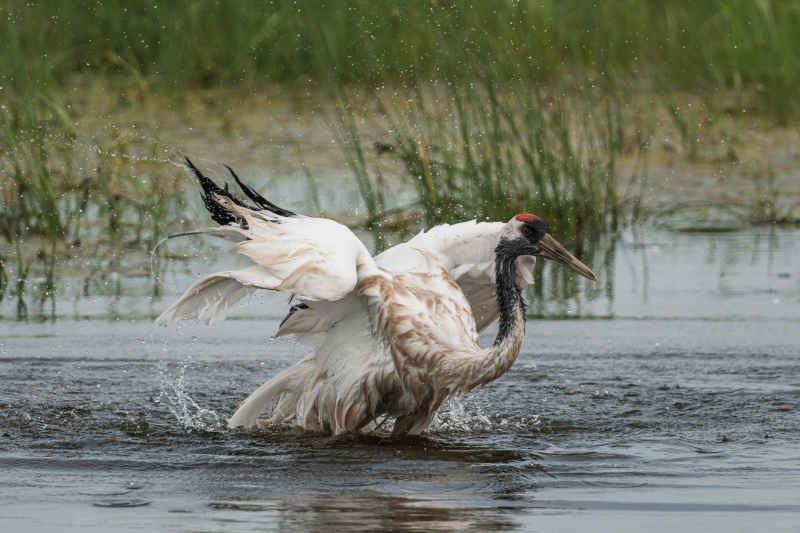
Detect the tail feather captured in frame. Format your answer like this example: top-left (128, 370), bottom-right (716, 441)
top-left (228, 358), bottom-right (315, 428)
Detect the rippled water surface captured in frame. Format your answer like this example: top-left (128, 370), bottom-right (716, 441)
top-left (1, 228), bottom-right (799, 532)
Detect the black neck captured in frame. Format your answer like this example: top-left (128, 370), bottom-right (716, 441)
top-left (493, 248), bottom-right (526, 346)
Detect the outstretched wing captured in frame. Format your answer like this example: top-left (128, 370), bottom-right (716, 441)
top-left (228, 206), bottom-right (366, 302)
top-left (157, 161), bottom-right (535, 330)
top-left (157, 266), bottom-right (277, 325)
top-left (449, 252), bottom-right (535, 331)
top-left (157, 161), bottom-right (372, 325)
top-left (398, 221), bottom-right (535, 330)
top-left (278, 220), bottom-right (536, 337)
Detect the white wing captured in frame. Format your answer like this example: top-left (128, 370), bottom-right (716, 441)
top-left (160, 214), bottom-right (535, 330)
top-left (158, 193), bottom-right (373, 325)
top-left (156, 266), bottom-right (276, 326)
top-left (232, 214), bottom-right (365, 302)
top-left (450, 254), bottom-right (535, 331)
top-left (278, 220), bottom-right (536, 337)
top-left (387, 220), bottom-right (505, 272)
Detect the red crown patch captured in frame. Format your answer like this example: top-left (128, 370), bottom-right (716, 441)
top-left (515, 213), bottom-right (541, 223)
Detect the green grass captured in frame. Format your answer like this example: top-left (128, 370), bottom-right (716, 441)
top-left (331, 101), bottom-right (389, 251)
top-left (344, 80), bottom-right (648, 254)
top-left (2, 1), bottom-right (800, 120)
top-left (748, 167), bottom-right (799, 225)
top-left (0, 91), bottom-right (70, 316)
top-left (0, 88), bottom-right (186, 317)
top-left (336, 79), bottom-right (649, 309)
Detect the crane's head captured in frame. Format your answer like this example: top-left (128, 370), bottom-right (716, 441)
top-left (498, 213), bottom-right (597, 281)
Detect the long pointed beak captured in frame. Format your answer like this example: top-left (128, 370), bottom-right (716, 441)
top-left (537, 233), bottom-right (598, 281)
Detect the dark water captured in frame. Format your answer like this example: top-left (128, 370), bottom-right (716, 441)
top-left (1, 227), bottom-right (799, 532)
top-left (2, 317), bottom-right (799, 532)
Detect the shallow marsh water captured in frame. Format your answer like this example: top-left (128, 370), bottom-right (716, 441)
top-left (1, 225), bottom-right (799, 532)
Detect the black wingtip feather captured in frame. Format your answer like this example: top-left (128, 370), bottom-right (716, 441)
top-left (185, 157), bottom-right (242, 226)
top-left (224, 164), bottom-right (296, 217)
top-left (183, 157), bottom-right (294, 226)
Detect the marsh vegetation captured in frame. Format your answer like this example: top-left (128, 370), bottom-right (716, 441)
top-left (5, 0), bottom-right (800, 118)
top-left (1, 1), bottom-right (799, 319)
top-left (0, 90), bottom-right (187, 318)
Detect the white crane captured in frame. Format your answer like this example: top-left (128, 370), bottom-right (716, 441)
top-left (157, 160), bottom-right (597, 435)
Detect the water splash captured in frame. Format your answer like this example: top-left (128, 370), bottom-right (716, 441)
top-left (157, 357), bottom-right (224, 432)
top-left (428, 398), bottom-right (545, 434)
top-left (430, 399), bottom-right (494, 433)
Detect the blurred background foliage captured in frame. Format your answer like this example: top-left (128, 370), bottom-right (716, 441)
top-left (1, 0), bottom-right (799, 318)
top-left (3, 0), bottom-right (800, 118)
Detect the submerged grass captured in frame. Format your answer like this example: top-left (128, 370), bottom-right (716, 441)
top-left (0, 87), bottom-right (186, 318)
top-left (748, 168), bottom-right (799, 225)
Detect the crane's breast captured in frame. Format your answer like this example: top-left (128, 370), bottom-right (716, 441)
top-left (392, 269), bottom-right (479, 346)
top-left (357, 267), bottom-right (479, 405)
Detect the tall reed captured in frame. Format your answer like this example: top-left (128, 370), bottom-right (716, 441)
top-left (0, 91), bottom-right (74, 317)
top-left (0, 88), bottom-right (186, 318)
top-left (337, 79), bottom-right (649, 314)
top-left (362, 81), bottom-right (648, 255)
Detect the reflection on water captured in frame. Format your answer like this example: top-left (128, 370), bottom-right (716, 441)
top-left (201, 489), bottom-right (524, 532)
top-left (530, 225), bottom-right (799, 319)
top-left (189, 434), bottom-right (533, 532)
